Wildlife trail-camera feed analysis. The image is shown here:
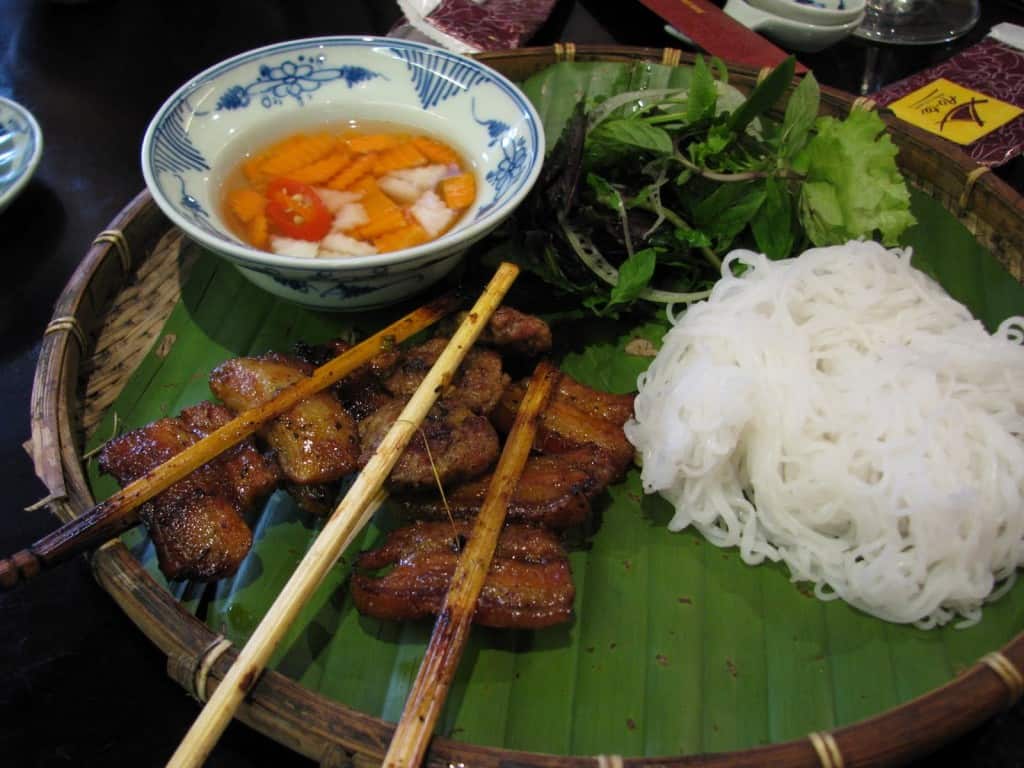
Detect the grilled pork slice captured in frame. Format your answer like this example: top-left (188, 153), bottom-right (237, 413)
top-left (380, 337), bottom-right (508, 415)
top-left (442, 306), bottom-right (553, 357)
top-left (351, 521), bottom-right (574, 629)
top-left (294, 308), bottom-right (549, 421)
top-left (491, 375), bottom-right (636, 480)
top-left (399, 444), bottom-right (620, 530)
top-left (293, 338), bottom-right (394, 422)
top-left (482, 306), bottom-right (552, 357)
top-left (357, 399), bottom-right (499, 491)
top-left (553, 374), bottom-right (635, 426)
top-left (286, 480), bottom-right (340, 517)
top-left (209, 353), bottom-right (359, 485)
top-left (98, 402), bottom-right (279, 581)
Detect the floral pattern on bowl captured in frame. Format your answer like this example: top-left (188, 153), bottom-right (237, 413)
top-left (142, 36), bottom-right (544, 310)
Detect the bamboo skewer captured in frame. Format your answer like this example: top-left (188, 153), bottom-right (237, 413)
top-left (166, 262), bottom-right (520, 768)
top-left (383, 359), bottom-right (561, 768)
top-left (0, 292), bottom-right (461, 590)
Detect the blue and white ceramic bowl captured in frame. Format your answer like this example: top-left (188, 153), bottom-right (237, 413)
top-left (724, 0), bottom-right (864, 51)
top-left (142, 36), bottom-right (544, 310)
top-left (746, 0), bottom-right (864, 26)
top-left (0, 96), bottom-right (43, 214)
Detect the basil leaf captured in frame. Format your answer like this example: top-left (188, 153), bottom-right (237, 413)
top-left (608, 247), bottom-right (657, 308)
top-left (751, 176), bottom-right (795, 259)
top-left (686, 55), bottom-right (718, 124)
top-left (781, 73), bottom-right (820, 159)
top-left (693, 180), bottom-right (767, 248)
top-left (688, 122), bottom-right (734, 168)
top-left (674, 227), bottom-right (712, 249)
top-left (726, 56), bottom-right (796, 135)
top-left (585, 119), bottom-right (674, 166)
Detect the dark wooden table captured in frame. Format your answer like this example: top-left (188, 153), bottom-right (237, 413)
top-left (1, 1), bottom-right (1022, 765)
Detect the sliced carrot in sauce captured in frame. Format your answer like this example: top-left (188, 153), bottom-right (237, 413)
top-left (346, 134), bottom-right (403, 154)
top-left (244, 135), bottom-right (304, 184)
top-left (352, 189), bottom-right (406, 239)
top-left (288, 150), bottom-right (352, 185)
top-left (373, 142), bottom-right (428, 174)
top-left (228, 188), bottom-right (267, 223)
top-left (412, 136), bottom-right (459, 164)
top-left (373, 223), bottom-right (429, 253)
top-left (246, 213), bottom-right (269, 249)
top-left (440, 173), bottom-right (476, 209)
top-left (326, 153), bottom-right (377, 190)
top-left (225, 129), bottom-right (475, 253)
top-left (348, 175), bottom-right (380, 195)
top-left (260, 133), bottom-right (337, 178)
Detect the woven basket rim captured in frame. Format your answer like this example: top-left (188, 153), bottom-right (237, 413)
top-left (28, 44), bottom-right (1024, 768)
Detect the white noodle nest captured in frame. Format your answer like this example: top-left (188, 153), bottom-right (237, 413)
top-left (624, 241), bottom-right (1024, 628)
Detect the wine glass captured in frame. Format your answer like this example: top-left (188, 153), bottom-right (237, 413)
top-left (854, 0), bottom-right (980, 45)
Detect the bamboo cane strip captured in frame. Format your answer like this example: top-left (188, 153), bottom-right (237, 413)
top-left (166, 262), bottom-right (520, 768)
top-left (0, 291), bottom-right (460, 590)
top-left (383, 360), bottom-right (560, 768)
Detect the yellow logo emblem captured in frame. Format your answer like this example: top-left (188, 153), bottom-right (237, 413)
top-left (888, 78), bottom-right (1022, 146)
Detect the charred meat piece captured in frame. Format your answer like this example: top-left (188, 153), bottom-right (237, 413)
top-left (176, 402), bottom-right (279, 509)
top-left (554, 374), bottom-right (635, 426)
top-left (351, 521), bottom-right (574, 629)
top-left (143, 495), bottom-right (253, 584)
top-left (293, 339), bottom-right (394, 422)
top-left (286, 480), bottom-right (340, 517)
top-left (293, 335), bottom-right (508, 419)
top-left (443, 307), bottom-right (553, 357)
top-left (382, 337), bottom-right (508, 416)
top-left (399, 444), bottom-right (620, 530)
top-left (209, 354), bottom-right (360, 485)
top-left (491, 376), bottom-right (635, 480)
top-left (479, 306), bottom-right (553, 357)
top-left (98, 402), bottom-right (279, 581)
top-left (358, 400), bottom-right (499, 492)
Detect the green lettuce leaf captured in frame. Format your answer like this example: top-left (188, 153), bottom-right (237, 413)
top-left (794, 109), bottom-right (915, 246)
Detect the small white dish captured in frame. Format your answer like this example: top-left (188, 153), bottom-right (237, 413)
top-left (747, 0), bottom-right (864, 27)
top-left (142, 36), bottom-right (544, 311)
top-left (724, 0), bottom-right (865, 52)
top-left (0, 96), bottom-right (43, 214)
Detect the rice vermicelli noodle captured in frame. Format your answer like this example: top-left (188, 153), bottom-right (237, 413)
top-left (624, 240), bottom-right (1024, 628)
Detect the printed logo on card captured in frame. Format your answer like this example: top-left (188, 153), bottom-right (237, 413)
top-left (888, 78), bottom-right (1022, 146)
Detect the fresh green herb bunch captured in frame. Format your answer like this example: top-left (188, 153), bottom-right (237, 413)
top-left (513, 57), bottom-right (916, 317)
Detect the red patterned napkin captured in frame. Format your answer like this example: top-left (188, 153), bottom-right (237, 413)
top-left (390, 0), bottom-right (558, 53)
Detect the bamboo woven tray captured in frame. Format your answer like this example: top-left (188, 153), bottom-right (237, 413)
top-left (28, 45), bottom-right (1024, 767)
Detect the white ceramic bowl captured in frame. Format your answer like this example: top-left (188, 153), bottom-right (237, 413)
top-left (724, 0), bottom-right (865, 52)
top-left (0, 96), bottom-right (43, 214)
top-left (142, 36), bottom-right (544, 310)
top-left (746, 0), bottom-right (864, 27)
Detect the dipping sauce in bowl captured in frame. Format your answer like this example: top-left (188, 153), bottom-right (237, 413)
top-left (221, 125), bottom-right (475, 258)
top-left (142, 36), bottom-right (543, 311)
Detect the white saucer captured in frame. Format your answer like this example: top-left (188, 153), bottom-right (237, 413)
top-left (0, 96), bottom-right (43, 213)
top-left (723, 0), bottom-right (865, 53)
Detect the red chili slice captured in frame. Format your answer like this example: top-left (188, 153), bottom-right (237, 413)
top-left (264, 178), bottom-right (332, 241)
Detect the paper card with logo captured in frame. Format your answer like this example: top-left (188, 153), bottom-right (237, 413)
top-left (874, 23), bottom-right (1024, 167)
top-left (887, 78), bottom-right (1022, 146)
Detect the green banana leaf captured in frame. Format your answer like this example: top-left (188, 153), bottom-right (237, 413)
top-left (84, 61), bottom-right (1024, 757)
